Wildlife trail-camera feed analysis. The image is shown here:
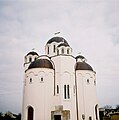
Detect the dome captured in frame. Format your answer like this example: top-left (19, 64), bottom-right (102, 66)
top-left (27, 51), bottom-right (39, 56)
top-left (76, 55), bottom-right (85, 60)
top-left (75, 62), bottom-right (93, 71)
top-left (57, 43), bottom-right (70, 47)
top-left (47, 37), bottom-right (69, 45)
top-left (28, 59), bottom-right (53, 69)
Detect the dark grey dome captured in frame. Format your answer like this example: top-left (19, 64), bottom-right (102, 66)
top-left (28, 59), bottom-right (53, 69)
top-left (47, 37), bottom-right (69, 45)
top-left (75, 62), bottom-right (93, 71)
top-left (27, 51), bottom-right (39, 56)
top-left (76, 55), bottom-right (85, 60)
top-left (57, 43), bottom-right (70, 47)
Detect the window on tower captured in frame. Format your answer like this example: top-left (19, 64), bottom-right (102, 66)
top-left (28, 106), bottom-right (34, 120)
top-left (29, 57), bottom-right (32, 62)
top-left (87, 79), bottom-right (90, 84)
top-left (89, 116), bottom-right (92, 120)
top-left (57, 49), bottom-right (59, 55)
top-left (67, 49), bottom-right (69, 54)
top-left (67, 85), bottom-right (70, 99)
top-left (95, 104), bottom-right (98, 120)
top-left (53, 45), bottom-right (56, 53)
top-left (94, 80), bottom-right (96, 85)
top-left (40, 77), bottom-right (44, 83)
top-left (47, 46), bottom-right (49, 54)
top-left (29, 78), bottom-right (32, 84)
top-left (57, 85), bottom-right (59, 94)
top-left (64, 85), bottom-right (67, 99)
top-left (64, 85), bottom-right (70, 99)
top-left (62, 48), bottom-right (64, 54)
top-left (34, 57), bottom-right (37, 61)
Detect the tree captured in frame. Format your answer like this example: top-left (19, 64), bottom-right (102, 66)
top-left (16, 113), bottom-right (21, 120)
top-left (103, 105), bottom-right (113, 110)
top-left (0, 112), bottom-right (3, 120)
top-left (3, 114), bottom-right (13, 120)
top-left (115, 105), bottom-right (119, 111)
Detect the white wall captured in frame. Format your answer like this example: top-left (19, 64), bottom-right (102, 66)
top-left (76, 70), bottom-right (99, 120)
top-left (22, 68), bottom-right (55, 120)
top-left (52, 55), bottom-right (77, 120)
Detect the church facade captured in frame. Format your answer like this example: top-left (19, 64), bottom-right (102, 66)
top-left (22, 36), bottom-right (99, 120)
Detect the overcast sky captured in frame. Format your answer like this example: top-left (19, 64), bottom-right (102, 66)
top-left (0, 0), bottom-right (119, 114)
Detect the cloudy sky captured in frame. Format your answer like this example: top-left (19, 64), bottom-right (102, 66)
top-left (0, 0), bottom-right (119, 114)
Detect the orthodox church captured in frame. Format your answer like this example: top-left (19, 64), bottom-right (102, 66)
top-left (22, 36), bottom-right (99, 120)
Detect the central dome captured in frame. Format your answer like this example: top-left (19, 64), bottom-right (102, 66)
top-left (46, 37), bottom-right (69, 45)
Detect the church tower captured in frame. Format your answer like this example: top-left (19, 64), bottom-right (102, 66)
top-left (22, 36), bottom-right (99, 120)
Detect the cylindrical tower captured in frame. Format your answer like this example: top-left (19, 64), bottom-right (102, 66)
top-left (22, 57), bottom-right (55, 120)
top-left (75, 55), bottom-right (99, 120)
top-left (24, 51), bottom-right (39, 71)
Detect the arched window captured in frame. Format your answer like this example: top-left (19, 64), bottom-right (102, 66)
top-left (47, 46), bottom-right (49, 54)
top-left (94, 80), bottom-right (96, 85)
top-left (95, 104), bottom-right (98, 120)
top-left (34, 57), bottom-right (37, 61)
top-left (57, 85), bottom-right (59, 94)
top-left (40, 77), bottom-right (44, 83)
top-left (87, 79), bottom-right (90, 84)
top-left (53, 45), bottom-right (56, 53)
top-left (67, 85), bottom-right (70, 99)
top-left (57, 49), bottom-right (59, 55)
top-left (30, 78), bottom-right (32, 83)
top-left (62, 48), bottom-right (64, 54)
top-left (64, 85), bottom-right (66, 99)
top-left (29, 57), bottom-right (32, 62)
top-left (89, 116), bottom-right (92, 120)
top-left (28, 106), bottom-right (34, 120)
top-left (64, 85), bottom-right (70, 99)
top-left (67, 49), bottom-right (69, 54)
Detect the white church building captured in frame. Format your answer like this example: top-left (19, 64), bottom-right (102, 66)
top-left (22, 36), bottom-right (99, 120)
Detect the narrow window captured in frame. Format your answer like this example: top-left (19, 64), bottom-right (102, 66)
top-left (57, 49), bottom-right (59, 55)
top-left (25, 79), bottom-right (26, 86)
top-left (82, 114), bottom-right (85, 119)
top-left (89, 116), bottom-right (92, 120)
top-left (54, 115), bottom-right (61, 120)
top-left (67, 85), bottom-right (70, 99)
top-left (73, 85), bottom-right (75, 94)
top-left (62, 48), bottom-right (64, 54)
top-left (95, 105), bottom-right (98, 120)
top-left (34, 57), bottom-right (37, 61)
top-left (53, 45), bottom-right (56, 53)
top-left (57, 85), bottom-right (59, 94)
top-left (40, 77), bottom-right (44, 83)
top-left (29, 57), bottom-right (32, 62)
top-left (28, 106), bottom-right (34, 120)
top-left (67, 49), bottom-right (69, 54)
top-left (64, 85), bottom-right (66, 99)
top-left (87, 79), bottom-right (89, 84)
top-left (47, 46), bottom-right (49, 54)
top-left (94, 80), bottom-right (96, 85)
top-left (41, 77), bottom-right (43, 82)
top-left (30, 78), bottom-right (32, 83)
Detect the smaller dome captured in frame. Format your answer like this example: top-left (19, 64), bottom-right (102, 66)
top-left (75, 62), bottom-right (93, 71)
top-left (28, 59), bottom-right (53, 69)
top-left (47, 37), bottom-right (69, 45)
top-left (57, 43), bottom-right (70, 47)
top-left (26, 51), bottom-right (39, 56)
top-left (76, 55), bottom-right (85, 60)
